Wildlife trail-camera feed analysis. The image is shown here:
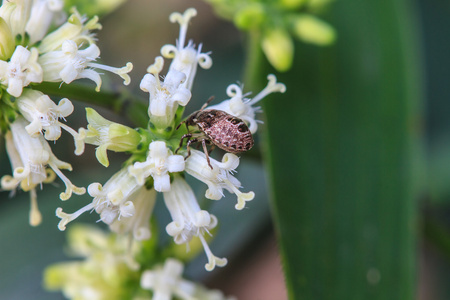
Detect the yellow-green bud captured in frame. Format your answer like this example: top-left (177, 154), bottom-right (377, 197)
top-left (261, 28), bottom-right (294, 72)
top-left (234, 3), bottom-right (266, 30)
top-left (0, 17), bottom-right (15, 60)
top-left (85, 108), bottom-right (142, 167)
top-left (293, 14), bottom-right (336, 46)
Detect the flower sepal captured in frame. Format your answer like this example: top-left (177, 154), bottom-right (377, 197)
top-left (84, 108), bottom-right (142, 167)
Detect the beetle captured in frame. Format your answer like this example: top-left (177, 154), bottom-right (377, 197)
top-left (175, 97), bottom-right (254, 169)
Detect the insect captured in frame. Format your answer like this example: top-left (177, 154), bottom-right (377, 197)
top-left (175, 97), bottom-right (254, 169)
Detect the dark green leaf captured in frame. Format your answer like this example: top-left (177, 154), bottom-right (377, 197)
top-left (248, 1), bottom-right (424, 299)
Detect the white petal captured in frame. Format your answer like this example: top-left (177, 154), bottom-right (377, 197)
top-left (150, 141), bottom-right (169, 158)
top-left (150, 97), bottom-right (167, 116)
top-left (167, 155), bottom-right (185, 172)
top-left (154, 174), bottom-right (170, 192)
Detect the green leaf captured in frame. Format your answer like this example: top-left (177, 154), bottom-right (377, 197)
top-left (246, 0), bottom-right (423, 299)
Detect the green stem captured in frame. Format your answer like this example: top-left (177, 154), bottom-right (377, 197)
top-left (33, 82), bottom-right (149, 128)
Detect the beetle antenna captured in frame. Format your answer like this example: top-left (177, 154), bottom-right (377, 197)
top-left (200, 96), bottom-right (215, 111)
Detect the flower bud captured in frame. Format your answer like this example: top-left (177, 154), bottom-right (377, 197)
top-left (234, 4), bottom-right (265, 30)
top-left (293, 14), bottom-right (336, 45)
top-left (261, 28), bottom-right (294, 72)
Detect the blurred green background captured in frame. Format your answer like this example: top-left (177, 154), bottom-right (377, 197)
top-left (1, 0), bottom-right (450, 299)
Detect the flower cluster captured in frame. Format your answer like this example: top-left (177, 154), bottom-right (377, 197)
top-left (1, 4), bottom-right (287, 298)
top-left (55, 8), bottom-right (286, 272)
top-left (45, 225), bottom-right (236, 300)
top-left (0, 0), bottom-right (133, 226)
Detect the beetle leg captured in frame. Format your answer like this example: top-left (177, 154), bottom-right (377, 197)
top-left (202, 139), bottom-right (213, 169)
top-left (175, 133), bottom-right (192, 154)
top-left (185, 138), bottom-right (198, 160)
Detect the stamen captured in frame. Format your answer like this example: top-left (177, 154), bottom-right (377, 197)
top-left (48, 162), bottom-right (85, 200)
top-left (87, 62), bottom-right (133, 86)
top-left (199, 234), bottom-right (227, 271)
top-left (169, 8), bottom-right (197, 48)
top-left (56, 204), bottom-right (95, 231)
top-left (247, 74), bottom-right (286, 106)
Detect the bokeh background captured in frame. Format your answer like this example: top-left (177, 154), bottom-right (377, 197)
top-left (1, 0), bottom-right (450, 299)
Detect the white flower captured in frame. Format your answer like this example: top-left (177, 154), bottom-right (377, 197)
top-left (140, 8), bottom-right (212, 128)
top-left (37, 8), bottom-right (101, 53)
top-left (1, 117), bottom-right (85, 200)
top-left (1, 117), bottom-right (85, 225)
top-left (208, 74), bottom-right (286, 134)
top-left (140, 56), bottom-right (192, 119)
top-left (161, 8), bottom-right (212, 91)
top-left (0, 0), bottom-right (31, 38)
top-left (0, 0), bottom-right (64, 44)
top-left (140, 258), bottom-right (196, 300)
top-left (44, 225), bottom-right (143, 299)
top-left (16, 89), bottom-right (85, 155)
top-left (56, 167), bottom-right (154, 240)
top-left (2, 118), bottom-right (52, 191)
top-left (163, 176), bottom-right (227, 271)
top-left (0, 45), bottom-right (43, 97)
top-left (185, 149), bottom-right (255, 210)
top-left (25, 0), bottom-right (65, 45)
top-left (38, 39), bottom-right (133, 91)
top-left (108, 187), bottom-right (156, 241)
top-left (129, 140), bottom-right (185, 192)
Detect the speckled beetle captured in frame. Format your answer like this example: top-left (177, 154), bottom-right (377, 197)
top-left (175, 97), bottom-right (254, 169)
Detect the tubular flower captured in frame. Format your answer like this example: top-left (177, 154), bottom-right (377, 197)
top-left (140, 258), bottom-right (197, 300)
top-left (0, 0), bottom-right (31, 38)
top-left (140, 56), bottom-right (192, 119)
top-left (164, 176), bottom-right (227, 271)
top-left (128, 141), bottom-right (185, 192)
top-left (39, 39), bottom-right (132, 91)
top-left (140, 8), bottom-right (211, 129)
top-left (208, 74), bottom-right (286, 134)
top-left (185, 149), bottom-right (255, 210)
top-left (37, 7), bottom-right (101, 52)
top-left (56, 167), bottom-right (155, 241)
top-left (1, 117), bottom-right (85, 225)
top-left (16, 89), bottom-right (85, 154)
top-left (25, 0), bottom-right (65, 45)
top-left (44, 225), bottom-right (143, 300)
top-left (1, 117), bottom-right (85, 200)
top-left (140, 258), bottom-right (237, 300)
top-left (0, 45), bottom-right (43, 97)
top-left (162, 8), bottom-right (212, 90)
